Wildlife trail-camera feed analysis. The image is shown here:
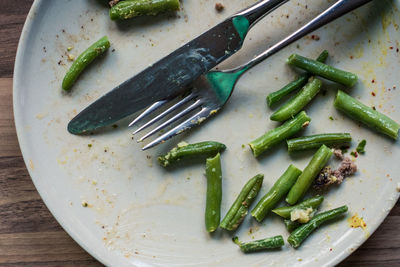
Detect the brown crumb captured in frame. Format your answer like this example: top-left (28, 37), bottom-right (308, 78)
top-left (215, 3), bottom-right (224, 12)
top-left (315, 155), bottom-right (357, 189)
top-left (311, 34), bottom-right (320, 41)
top-left (109, 0), bottom-right (119, 7)
top-left (333, 148), bottom-right (344, 160)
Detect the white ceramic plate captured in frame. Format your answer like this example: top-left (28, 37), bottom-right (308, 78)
top-left (14, 0), bottom-right (400, 266)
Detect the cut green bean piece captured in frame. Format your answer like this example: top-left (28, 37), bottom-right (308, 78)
top-left (334, 90), bottom-right (400, 140)
top-left (110, 0), bottom-right (180, 20)
top-left (270, 78), bottom-right (322, 122)
top-left (267, 50), bottom-right (329, 107)
top-left (62, 36), bottom-right (110, 91)
top-left (251, 165), bottom-right (302, 222)
top-left (284, 219), bottom-right (301, 233)
top-left (287, 133), bottom-right (352, 152)
top-left (205, 153), bottom-right (222, 233)
top-left (287, 54), bottom-right (358, 87)
top-left (272, 195), bottom-right (324, 219)
top-left (158, 141), bottom-right (226, 167)
top-left (288, 206), bottom-right (348, 248)
top-left (220, 174), bottom-right (264, 231)
top-left (286, 145), bottom-right (333, 205)
top-left (249, 111), bottom-right (311, 157)
top-left (356, 140), bottom-right (367, 154)
top-left (233, 235), bottom-right (285, 253)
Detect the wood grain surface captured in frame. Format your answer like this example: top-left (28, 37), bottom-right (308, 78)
top-left (0, 1), bottom-right (399, 266)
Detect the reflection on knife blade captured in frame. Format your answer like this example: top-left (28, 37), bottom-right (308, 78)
top-left (68, 18), bottom-right (247, 134)
top-left (68, 0), bottom-right (289, 134)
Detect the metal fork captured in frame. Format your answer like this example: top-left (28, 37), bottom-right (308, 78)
top-left (130, 0), bottom-right (372, 150)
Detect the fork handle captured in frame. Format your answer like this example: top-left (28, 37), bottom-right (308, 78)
top-left (234, 0), bottom-right (373, 72)
top-left (235, 0), bottom-right (289, 27)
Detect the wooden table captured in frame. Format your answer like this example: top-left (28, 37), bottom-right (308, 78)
top-left (1, 1), bottom-right (399, 266)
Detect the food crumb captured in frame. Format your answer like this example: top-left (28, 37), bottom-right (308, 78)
top-left (302, 121), bottom-right (310, 128)
top-left (315, 153), bottom-right (357, 188)
top-left (82, 201), bottom-right (89, 207)
top-left (67, 54), bottom-right (75, 61)
top-left (29, 159), bottom-right (35, 170)
top-left (348, 213), bottom-right (367, 230)
top-left (311, 34), bottom-right (320, 41)
top-left (67, 46), bottom-right (73, 51)
top-left (396, 183), bottom-right (400, 192)
top-left (88, 144), bottom-right (92, 148)
top-left (215, 3), bottom-right (224, 12)
top-left (109, 0), bottom-right (119, 7)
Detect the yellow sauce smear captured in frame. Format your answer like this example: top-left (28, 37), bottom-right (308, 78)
top-left (348, 213), bottom-right (367, 230)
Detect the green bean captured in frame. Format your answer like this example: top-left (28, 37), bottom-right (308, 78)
top-left (286, 145), bottom-right (332, 205)
top-left (205, 153), bottom-right (222, 233)
top-left (334, 90), bottom-right (400, 140)
top-left (251, 165), bottom-right (302, 222)
top-left (287, 54), bottom-right (358, 87)
top-left (158, 141), bottom-right (226, 167)
top-left (284, 219), bottom-right (301, 233)
top-left (233, 236), bottom-right (285, 253)
top-left (220, 174), bottom-right (264, 231)
top-left (272, 195), bottom-right (324, 219)
top-left (110, 0), bottom-right (180, 20)
top-left (288, 206), bottom-right (348, 248)
top-left (287, 133), bottom-right (352, 152)
top-left (62, 36), bottom-right (110, 91)
top-left (267, 50), bottom-right (329, 107)
top-left (356, 139), bottom-right (367, 154)
top-left (270, 78), bottom-right (322, 122)
top-left (249, 111), bottom-right (311, 157)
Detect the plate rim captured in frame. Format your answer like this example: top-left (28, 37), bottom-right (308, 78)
top-left (12, 0), bottom-right (399, 266)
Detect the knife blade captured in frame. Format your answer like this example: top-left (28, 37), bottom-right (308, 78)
top-left (68, 0), bottom-right (288, 134)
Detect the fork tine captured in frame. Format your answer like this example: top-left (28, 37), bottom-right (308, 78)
top-left (128, 100), bottom-right (168, 127)
top-left (132, 93), bottom-right (196, 135)
top-left (142, 107), bottom-right (214, 150)
top-left (137, 99), bottom-right (203, 142)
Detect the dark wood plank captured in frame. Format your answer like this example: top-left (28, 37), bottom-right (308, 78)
top-left (0, 79), bottom-right (21, 157)
top-left (0, 156), bottom-right (101, 266)
top-left (0, 0), bottom-right (34, 78)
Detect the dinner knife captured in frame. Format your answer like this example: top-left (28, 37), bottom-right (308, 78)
top-left (68, 0), bottom-right (288, 134)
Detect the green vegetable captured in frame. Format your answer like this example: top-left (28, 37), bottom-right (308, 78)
top-left (356, 140), bottom-right (367, 154)
top-left (267, 50), bottom-right (329, 107)
top-left (287, 206), bottom-right (348, 248)
top-left (272, 195), bottom-right (324, 219)
top-left (205, 153), bottom-right (222, 233)
top-left (270, 78), bottom-right (322, 122)
top-left (110, 0), bottom-right (180, 20)
top-left (62, 36), bottom-right (110, 91)
top-left (220, 174), bottom-right (264, 231)
top-left (251, 165), bottom-right (302, 222)
top-left (158, 141), bottom-right (226, 167)
top-left (284, 219), bottom-right (301, 233)
top-left (286, 145), bottom-right (333, 205)
top-left (249, 111), bottom-right (311, 157)
top-left (287, 54), bottom-right (358, 87)
top-left (233, 236), bottom-right (285, 253)
top-left (334, 90), bottom-right (400, 140)
top-left (287, 133), bottom-right (352, 152)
